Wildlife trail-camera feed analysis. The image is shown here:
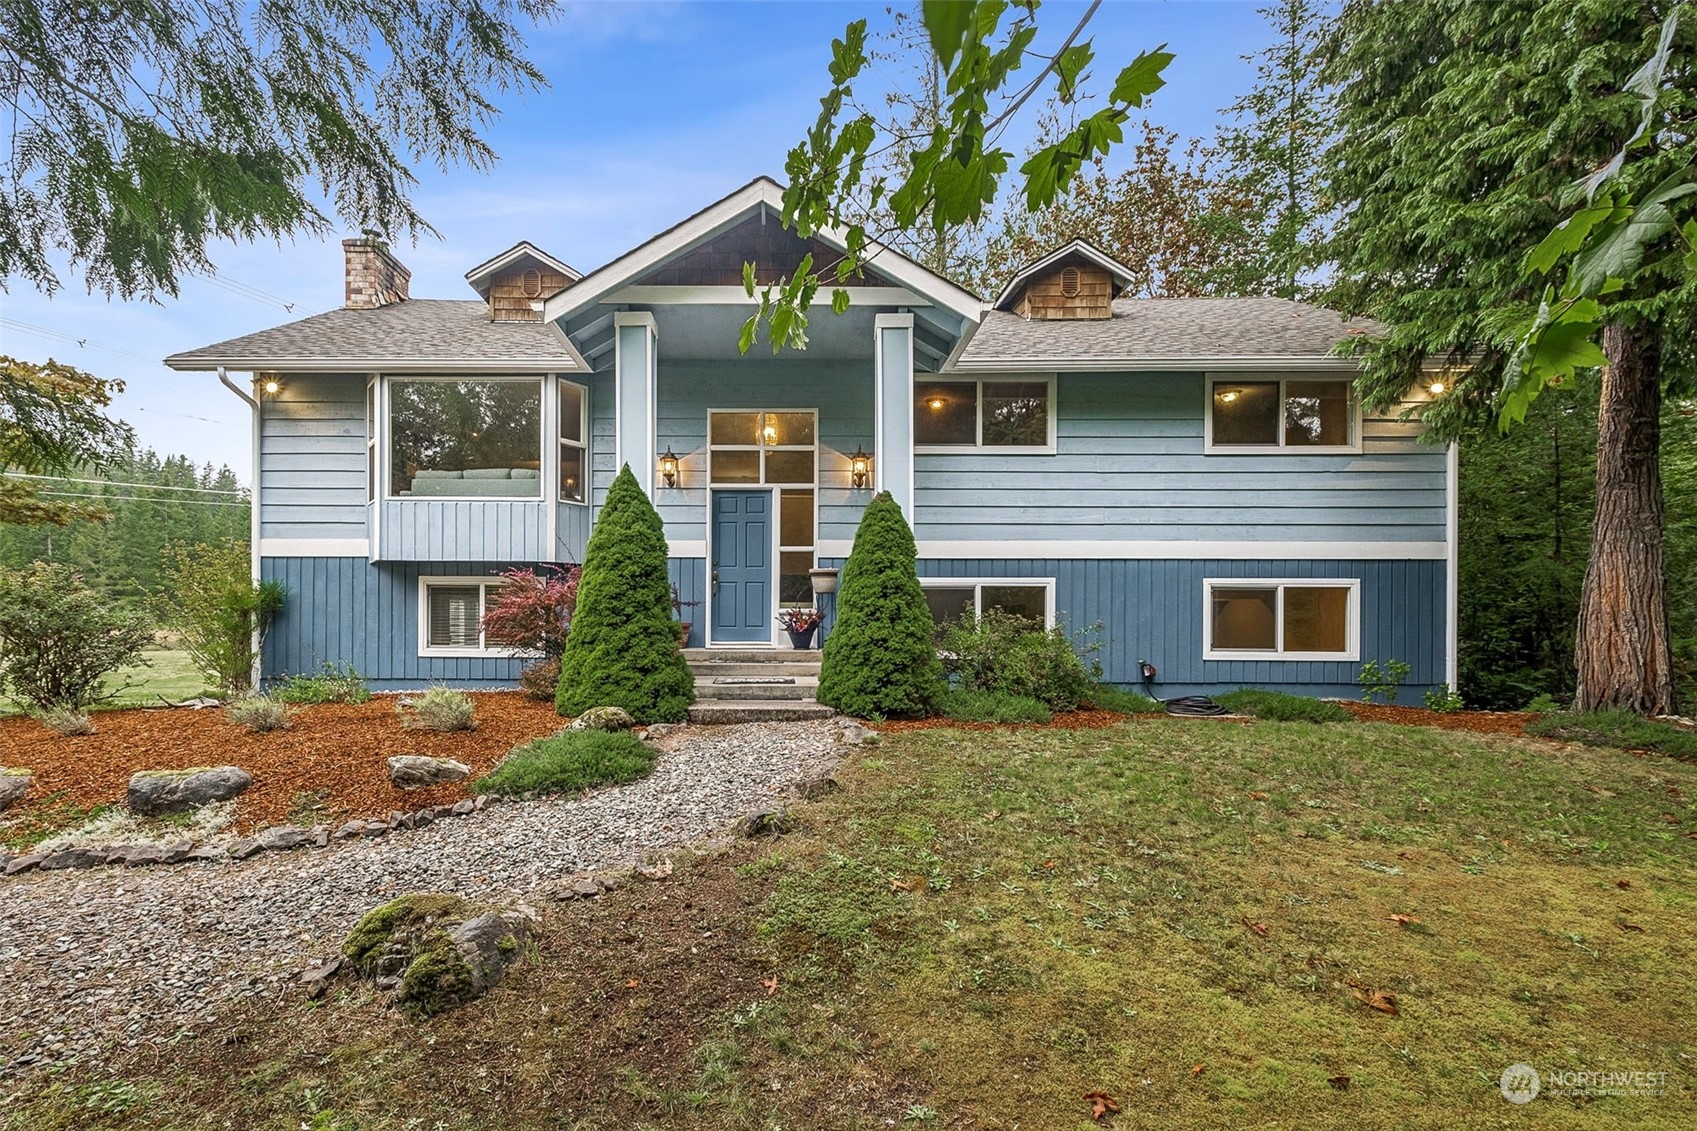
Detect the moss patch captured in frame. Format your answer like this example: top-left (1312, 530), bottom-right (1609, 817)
top-left (342, 893), bottom-right (469, 973)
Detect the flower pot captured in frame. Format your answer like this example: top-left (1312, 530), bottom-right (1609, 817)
top-left (785, 625), bottom-right (818, 650)
top-left (678, 621), bottom-right (693, 648)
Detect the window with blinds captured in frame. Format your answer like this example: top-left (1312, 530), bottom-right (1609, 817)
top-left (422, 581), bottom-right (501, 653)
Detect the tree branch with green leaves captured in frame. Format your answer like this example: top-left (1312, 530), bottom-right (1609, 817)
top-left (741, 0), bottom-right (1172, 354)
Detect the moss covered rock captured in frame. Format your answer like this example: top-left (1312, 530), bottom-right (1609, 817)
top-left (342, 893), bottom-right (532, 1016)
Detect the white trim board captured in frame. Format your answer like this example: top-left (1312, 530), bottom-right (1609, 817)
top-left (259, 538), bottom-right (370, 558)
top-left (876, 540), bottom-right (1447, 561)
top-left (603, 285), bottom-right (930, 307)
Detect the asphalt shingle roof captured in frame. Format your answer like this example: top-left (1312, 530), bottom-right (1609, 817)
top-left (954, 297), bottom-right (1383, 367)
top-left (164, 299), bottom-right (579, 370)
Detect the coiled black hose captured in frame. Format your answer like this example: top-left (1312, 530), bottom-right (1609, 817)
top-left (1138, 658), bottom-right (1231, 716)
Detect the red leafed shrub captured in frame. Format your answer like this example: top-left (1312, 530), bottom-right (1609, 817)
top-left (480, 565), bottom-right (580, 662)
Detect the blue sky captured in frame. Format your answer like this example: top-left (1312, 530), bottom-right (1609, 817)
top-left (1, 0), bottom-right (1273, 478)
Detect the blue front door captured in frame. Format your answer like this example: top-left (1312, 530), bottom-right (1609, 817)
top-left (712, 490), bottom-right (771, 643)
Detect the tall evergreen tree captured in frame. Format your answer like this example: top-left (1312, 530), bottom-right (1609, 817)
top-left (817, 492), bottom-right (943, 719)
top-left (554, 465), bottom-right (694, 723)
top-left (1322, 0), bottom-right (1694, 714)
top-left (1214, 0), bottom-right (1334, 298)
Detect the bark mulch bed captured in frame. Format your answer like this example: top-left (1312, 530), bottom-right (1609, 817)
top-left (1337, 700), bottom-right (1536, 736)
top-left (0, 693), bottom-right (564, 835)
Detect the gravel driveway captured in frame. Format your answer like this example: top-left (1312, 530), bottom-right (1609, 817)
top-left (0, 721), bottom-right (842, 1075)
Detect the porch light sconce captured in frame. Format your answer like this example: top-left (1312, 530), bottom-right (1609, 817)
top-left (259, 377), bottom-right (283, 396)
top-left (658, 447), bottom-right (679, 489)
top-left (1428, 380), bottom-right (1447, 396)
top-left (849, 445), bottom-right (872, 489)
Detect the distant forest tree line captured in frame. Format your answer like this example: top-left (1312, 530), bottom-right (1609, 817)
top-left (0, 450), bottom-right (248, 611)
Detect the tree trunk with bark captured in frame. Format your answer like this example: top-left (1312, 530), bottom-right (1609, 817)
top-left (1573, 323), bottom-right (1678, 715)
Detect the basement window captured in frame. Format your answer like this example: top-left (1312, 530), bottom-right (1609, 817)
top-left (419, 577), bottom-right (504, 656)
top-left (1203, 579), bottom-right (1359, 660)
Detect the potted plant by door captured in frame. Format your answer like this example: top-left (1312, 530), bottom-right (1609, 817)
top-left (776, 607), bottom-right (823, 649)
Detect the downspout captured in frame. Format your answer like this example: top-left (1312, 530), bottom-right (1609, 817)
top-left (220, 367), bottom-right (264, 689)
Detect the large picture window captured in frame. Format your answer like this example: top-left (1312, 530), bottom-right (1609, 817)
top-left (389, 378), bottom-right (543, 498)
top-left (1203, 579), bottom-right (1358, 660)
top-left (914, 378), bottom-right (1054, 450)
top-left (1208, 377), bottom-right (1357, 451)
top-left (419, 577), bottom-right (504, 656)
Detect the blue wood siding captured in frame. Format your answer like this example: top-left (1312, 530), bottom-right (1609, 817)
top-left (378, 500), bottom-right (551, 561)
top-left (259, 373), bottom-right (366, 540)
top-left (913, 373), bottom-right (1448, 543)
top-left (260, 557), bottom-right (533, 689)
top-left (817, 555), bottom-right (1447, 697)
top-left (648, 360), bottom-right (876, 544)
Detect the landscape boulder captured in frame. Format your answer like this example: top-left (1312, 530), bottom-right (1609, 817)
top-left (342, 893), bottom-right (533, 1016)
top-left (127, 766), bottom-right (253, 816)
top-left (569, 706), bottom-right (635, 732)
top-left (0, 769), bottom-right (31, 812)
top-left (386, 755), bottom-right (472, 789)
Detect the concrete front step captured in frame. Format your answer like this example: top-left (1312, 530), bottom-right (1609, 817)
top-left (685, 660), bottom-right (821, 678)
top-left (686, 700), bottom-right (837, 723)
top-left (694, 676), bottom-right (819, 701)
top-left (683, 648), bottom-right (822, 664)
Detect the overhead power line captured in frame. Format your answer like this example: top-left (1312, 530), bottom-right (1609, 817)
top-left (204, 272), bottom-right (297, 313)
top-left (3, 472), bottom-right (247, 496)
top-left (23, 490), bottom-right (247, 509)
top-left (1, 317), bottom-right (156, 362)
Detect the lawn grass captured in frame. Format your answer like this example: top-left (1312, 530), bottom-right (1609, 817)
top-left (3, 719), bottom-right (1693, 1129)
top-left (0, 647), bottom-right (207, 719)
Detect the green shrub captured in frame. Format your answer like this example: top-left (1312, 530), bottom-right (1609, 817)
top-left (1215, 688), bottom-right (1351, 723)
top-left (398, 686), bottom-right (476, 732)
top-left (472, 730), bottom-right (656, 797)
top-left (1527, 709), bottom-right (1697, 758)
top-left (555, 466), bottom-right (695, 723)
top-left (275, 662), bottom-right (371, 704)
top-left (226, 694), bottom-right (292, 732)
top-left (37, 707), bottom-right (95, 736)
top-left (940, 689), bottom-right (1051, 724)
top-left (1358, 658), bottom-right (1411, 703)
top-left (939, 609), bottom-right (1095, 711)
top-left (1086, 684), bottom-right (1166, 715)
top-left (817, 492), bottom-right (943, 719)
top-left (1525, 692), bottom-right (1564, 714)
top-left (158, 539), bottom-right (285, 695)
top-left (1424, 683), bottom-right (1465, 712)
top-left (0, 562), bottom-right (154, 711)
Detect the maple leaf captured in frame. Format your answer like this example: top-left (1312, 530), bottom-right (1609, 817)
top-left (761, 975), bottom-right (780, 995)
top-left (1347, 983), bottom-right (1400, 1015)
top-left (1242, 917), bottom-right (1270, 937)
top-left (1082, 1090), bottom-right (1120, 1121)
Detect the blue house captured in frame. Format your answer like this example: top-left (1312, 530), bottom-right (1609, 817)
top-left (166, 177), bottom-right (1455, 705)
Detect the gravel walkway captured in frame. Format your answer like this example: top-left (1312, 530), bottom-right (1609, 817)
top-left (0, 721), bottom-right (842, 1075)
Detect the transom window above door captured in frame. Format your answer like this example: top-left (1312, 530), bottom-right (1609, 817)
top-left (708, 411), bottom-right (817, 485)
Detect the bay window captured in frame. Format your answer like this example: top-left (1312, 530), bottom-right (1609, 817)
top-left (388, 378), bottom-right (543, 498)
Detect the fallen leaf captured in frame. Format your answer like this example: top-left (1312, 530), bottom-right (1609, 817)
top-left (1249, 791), bottom-right (1269, 801)
top-left (889, 878), bottom-right (911, 893)
top-left (1685, 831), bottom-right (1697, 840)
top-left (1616, 879), bottom-right (1632, 890)
top-left (1584, 784), bottom-right (1616, 797)
top-left (985, 809), bottom-right (1003, 821)
top-left (1616, 921), bottom-right (1645, 933)
top-left (1243, 917), bottom-right (1270, 937)
top-left (1294, 830), bottom-right (1310, 838)
top-left (1042, 859), bottom-right (1058, 869)
top-left (1082, 1091), bottom-right (1120, 1121)
top-left (761, 975), bottom-right (780, 995)
top-left (1660, 813), bottom-right (1680, 824)
top-left (1190, 1063), bottom-right (1205, 1076)
top-left (1385, 914), bottom-right (1418, 927)
top-left (1327, 1074), bottom-right (1351, 1090)
top-left (1397, 851), bottom-right (1415, 860)
top-left (1347, 982), bottom-right (1400, 1015)
top-left (624, 978), bottom-right (640, 989)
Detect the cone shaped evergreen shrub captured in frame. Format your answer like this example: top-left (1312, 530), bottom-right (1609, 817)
top-left (555, 465), bottom-right (695, 722)
top-left (817, 491), bottom-right (943, 718)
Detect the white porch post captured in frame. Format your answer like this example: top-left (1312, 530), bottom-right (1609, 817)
top-left (874, 312), bottom-right (915, 519)
top-left (613, 311), bottom-right (658, 493)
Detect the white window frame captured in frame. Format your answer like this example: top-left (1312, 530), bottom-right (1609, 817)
top-left (1202, 577), bottom-right (1361, 661)
top-left (1204, 375), bottom-right (1363, 454)
top-left (913, 375), bottom-right (1057, 454)
top-left (417, 576), bottom-right (506, 658)
top-left (385, 375), bottom-right (546, 501)
top-left (558, 378), bottom-right (589, 506)
top-left (918, 577), bottom-right (1057, 628)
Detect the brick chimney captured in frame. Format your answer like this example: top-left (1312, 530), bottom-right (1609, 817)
top-left (342, 237), bottom-right (411, 309)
